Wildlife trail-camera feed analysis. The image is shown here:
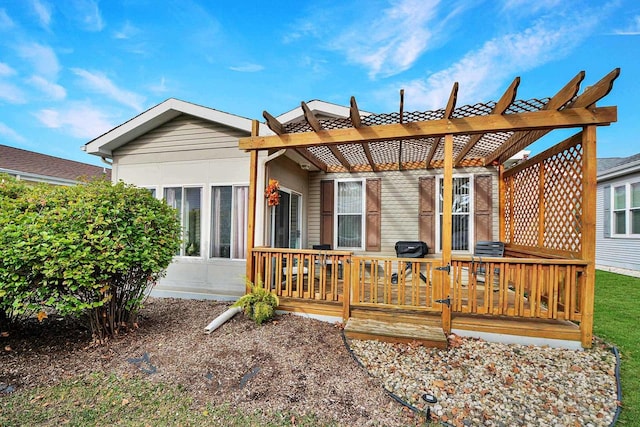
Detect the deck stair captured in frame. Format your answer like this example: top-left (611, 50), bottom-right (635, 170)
top-left (344, 317), bottom-right (448, 349)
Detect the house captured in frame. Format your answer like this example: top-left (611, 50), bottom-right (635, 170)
top-left (1, 144), bottom-right (110, 185)
top-left (85, 69), bottom-right (619, 349)
top-left (596, 152), bottom-right (640, 276)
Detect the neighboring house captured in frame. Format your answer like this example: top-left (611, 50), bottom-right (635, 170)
top-left (0, 144), bottom-right (110, 185)
top-left (85, 68), bottom-right (619, 349)
top-left (596, 152), bottom-right (640, 275)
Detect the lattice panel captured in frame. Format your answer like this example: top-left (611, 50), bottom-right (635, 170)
top-left (510, 164), bottom-right (541, 246)
top-left (543, 143), bottom-right (583, 253)
top-left (502, 137), bottom-right (584, 254)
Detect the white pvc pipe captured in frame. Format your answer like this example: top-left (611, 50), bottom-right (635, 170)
top-left (204, 306), bottom-right (243, 334)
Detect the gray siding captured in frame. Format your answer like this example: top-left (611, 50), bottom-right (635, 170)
top-left (596, 171), bottom-right (640, 272)
top-left (308, 167), bottom-right (499, 257)
top-left (112, 114), bottom-right (251, 300)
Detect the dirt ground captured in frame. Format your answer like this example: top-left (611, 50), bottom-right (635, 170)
top-left (0, 298), bottom-right (419, 426)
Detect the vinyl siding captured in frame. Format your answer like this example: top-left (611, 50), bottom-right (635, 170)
top-left (596, 171), bottom-right (640, 272)
top-left (308, 167), bottom-right (499, 257)
top-left (110, 114), bottom-right (252, 299)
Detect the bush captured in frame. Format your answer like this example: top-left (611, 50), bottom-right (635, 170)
top-left (232, 279), bottom-right (279, 325)
top-left (0, 176), bottom-right (181, 340)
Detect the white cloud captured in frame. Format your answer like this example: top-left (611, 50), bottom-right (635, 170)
top-left (71, 0), bottom-right (104, 32)
top-left (0, 8), bottom-right (15, 30)
top-left (149, 77), bottom-right (168, 94)
top-left (501, 0), bottom-right (563, 14)
top-left (0, 122), bottom-right (26, 142)
top-left (16, 42), bottom-right (60, 79)
top-left (400, 11), bottom-right (600, 111)
top-left (71, 68), bottom-right (145, 112)
top-left (229, 63), bottom-right (264, 73)
top-left (328, 0), bottom-right (447, 78)
top-left (612, 15), bottom-right (640, 35)
top-left (34, 102), bottom-right (114, 139)
top-left (0, 62), bottom-right (16, 77)
top-left (31, 0), bottom-right (52, 29)
top-left (113, 21), bottom-right (139, 39)
top-left (0, 81), bottom-right (26, 104)
top-left (27, 75), bottom-right (66, 100)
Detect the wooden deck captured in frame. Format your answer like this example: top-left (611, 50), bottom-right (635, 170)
top-left (344, 317), bottom-right (447, 348)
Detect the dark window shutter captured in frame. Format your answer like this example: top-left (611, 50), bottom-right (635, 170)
top-left (366, 178), bottom-right (381, 251)
top-left (320, 180), bottom-right (334, 246)
top-left (474, 175), bottom-right (493, 242)
top-left (603, 185), bottom-right (611, 238)
top-left (419, 176), bottom-right (435, 252)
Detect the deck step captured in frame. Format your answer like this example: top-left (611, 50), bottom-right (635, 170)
top-left (344, 318), bottom-right (448, 348)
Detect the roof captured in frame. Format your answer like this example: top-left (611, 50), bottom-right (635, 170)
top-left (242, 69), bottom-right (620, 173)
top-left (0, 144), bottom-right (110, 184)
top-left (84, 98), bottom-right (272, 158)
top-left (597, 152), bottom-right (640, 181)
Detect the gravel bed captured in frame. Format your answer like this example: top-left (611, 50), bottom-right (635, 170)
top-left (348, 334), bottom-right (619, 426)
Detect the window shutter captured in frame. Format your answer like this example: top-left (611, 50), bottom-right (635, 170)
top-left (320, 180), bottom-right (334, 246)
top-left (366, 178), bottom-right (381, 251)
top-left (603, 185), bottom-right (611, 238)
top-left (474, 175), bottom-right (493, 242)
top-left (419, 176), bottom-right (435, 252)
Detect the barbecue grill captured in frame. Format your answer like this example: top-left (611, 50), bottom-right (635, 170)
top-left (391, 241), bottom-right (429, 284)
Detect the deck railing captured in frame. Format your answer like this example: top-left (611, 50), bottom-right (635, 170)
top-left (350, 256), bottom-right (442, 311)
top-left (251, 248), bottom-right (588, 323)
top-left (451, 256), bottom-right (587, 322)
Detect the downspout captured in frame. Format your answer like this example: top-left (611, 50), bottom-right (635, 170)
top-left (101, 156), bottom-right (113, 166)
top-left (255, 149), bottom-right (287, 246)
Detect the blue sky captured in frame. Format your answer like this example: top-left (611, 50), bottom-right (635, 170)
top-left (0, 0), bottom-right (638, 166)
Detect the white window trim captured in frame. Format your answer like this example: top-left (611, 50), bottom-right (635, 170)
top-left (210, 183), bottom-right (249, 261)
top-left (435, 174), bottom-right (475, 253)
top-left (334, 178), bottom-right (366, 250)
top-left (162, 184), bottom-right (204, 259)
top-left (269, 186), bottom-right (303, 249)
top-left (610, 180), bottom-right (640, 238)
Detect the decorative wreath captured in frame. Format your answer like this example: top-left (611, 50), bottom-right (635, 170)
top-left (265, 178), bottom-right (280, 206)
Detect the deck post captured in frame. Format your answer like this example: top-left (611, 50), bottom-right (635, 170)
top-left (245, 120), bottom-right (260, 293)
top-left (440, 134), bottom-right (453, 334)
top-left (342, 255), bottom-right (352, 321)
top-left (580, 126), bottom-right (597, 348)
top-left (498, 164), bottom-right (505, 242)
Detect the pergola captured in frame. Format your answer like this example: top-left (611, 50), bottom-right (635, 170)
top-left (239, 68), bottom-right (619, 348)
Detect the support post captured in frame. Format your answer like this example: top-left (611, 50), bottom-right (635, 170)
top-left (580, 125), bottom-right (597, 348)
top-left (440, 134), bottom-right (453, 334)
top-left (245, 120), bottom-right (260, 293)
top-left (498, 164), bottom-right (505, 242)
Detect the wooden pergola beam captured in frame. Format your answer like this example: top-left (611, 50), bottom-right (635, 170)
top-left (349, 96), bottom-right (362, 128)
top-left (454, 77), bottom-right (519, 166)
top-left (495, 68), bottom-right (620, 163)
top-left (350, 96), bottom-right (376, 170)
top-left (444, 82), bottom-right (459, 119)
top-left (484, 71), bottom-right (586, 165)
top-left (301, 101), bottom-right (322, 132)
top-left (424, 137), bottom-right (441, 169)
top-left (263, 110), bottom-right (286, 135)
top-left (328, 145), bottom-right (352, 170)
top-left (239, 106), bottom-right (616, 151)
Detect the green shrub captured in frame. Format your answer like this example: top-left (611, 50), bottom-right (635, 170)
top-left (233, 279), bottom-right (279, 325)
top-left (0, 177), bottom-right (181, 340)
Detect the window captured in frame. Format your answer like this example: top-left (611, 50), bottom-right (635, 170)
top-left (211, 186), bottom-right (248, 259)
top-left (164, 187), bottom-right (202, 256)
top-left (336, 180), bottom-right (364, 249)
top-left (438, 176), bottom-right (471, 251)
top-left (611, 182), bottom-right (640, 236)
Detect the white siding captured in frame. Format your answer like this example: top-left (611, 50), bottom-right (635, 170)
top-left (596, 171), bottom-right (640, 272)
top-left (112, 114), bottom-right (252, 299)
top-left (308, 167), bottom-right (499, 257)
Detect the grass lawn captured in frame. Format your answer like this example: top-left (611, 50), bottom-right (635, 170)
top-left (0, 373), bottom-right (331, 427)
top-left (593, 270), bottom-right (640, 425)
